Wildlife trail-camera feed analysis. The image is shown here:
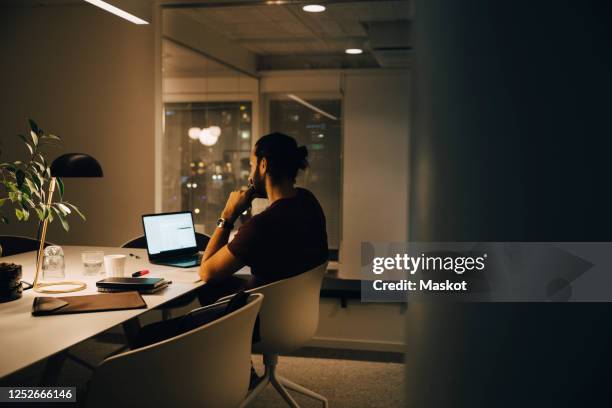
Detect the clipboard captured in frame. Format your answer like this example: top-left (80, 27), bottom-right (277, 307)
top-left (32, 291), bottom-right (147, 316)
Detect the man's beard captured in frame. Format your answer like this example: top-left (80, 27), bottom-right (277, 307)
top-left (252, 168), bottom-right (267, 198)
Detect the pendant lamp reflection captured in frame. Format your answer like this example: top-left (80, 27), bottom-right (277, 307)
top-left (188, 127), bottom-right (201, 140)
top-left (199, 128), bottom-right (219, 146)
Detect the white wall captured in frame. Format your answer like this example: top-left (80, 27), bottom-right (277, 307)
top-left (342, 71), bottom-right (410, 279)
top-left (0, 4), bottom-right (158, 247)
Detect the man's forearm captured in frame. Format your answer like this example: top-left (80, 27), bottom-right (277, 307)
top-left (202, 207), bottom-right (238, 262)
top-left (202, 225), bottom-right (232, 262)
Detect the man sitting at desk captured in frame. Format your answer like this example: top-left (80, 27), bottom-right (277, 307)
top-left (134, 133), bottom-right (327, 387)
top-left (197, 132), bottom-right (328, 303)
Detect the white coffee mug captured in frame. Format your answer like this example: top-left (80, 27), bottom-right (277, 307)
top-left (104, 254), bottom-right (127, 277)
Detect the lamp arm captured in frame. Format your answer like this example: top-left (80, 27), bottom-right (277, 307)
top-left (32, 177), bottom-right (56, 290)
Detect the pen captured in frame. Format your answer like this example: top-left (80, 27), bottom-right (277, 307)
top-left (132, 269), bottom-right (150, 277)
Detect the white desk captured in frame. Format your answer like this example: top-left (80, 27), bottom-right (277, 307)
top-left (0, 246), bottom-right (248, 380)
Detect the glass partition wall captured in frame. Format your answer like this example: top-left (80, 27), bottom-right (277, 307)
top-left (162, 101), bottom-right (253, 234)
top-left (162, 40), bottom-right (256, 235)
top-left (162, 40), bottom-right (343, 252)
top-left (265, 94), bottom-right (342, 253)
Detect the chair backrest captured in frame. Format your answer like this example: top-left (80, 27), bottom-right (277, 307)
top-left (0, 235), bottom-right (53, 257)
top-left (248, 263), bottom-right (327, 355)
top-left (86, 293), bottom-right (263, 408)
top-left (120, 233), bottom-right (210, 251)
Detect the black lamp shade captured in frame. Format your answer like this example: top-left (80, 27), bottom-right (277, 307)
top-left (50, 153), bottom-right (103, 178)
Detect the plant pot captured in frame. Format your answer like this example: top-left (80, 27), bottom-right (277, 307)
top-left (0, 263), bottom-right (23, 303)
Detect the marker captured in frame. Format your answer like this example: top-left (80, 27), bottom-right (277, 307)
top-left (132, 269), bottom-right (150, 277)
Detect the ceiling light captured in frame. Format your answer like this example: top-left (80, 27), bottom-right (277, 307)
top-left (83, 0), bottom-right (149, 25)
top-left (303, 4), bottom-right (326, 13)
top-left (345, 48), bottom-right (363, 55)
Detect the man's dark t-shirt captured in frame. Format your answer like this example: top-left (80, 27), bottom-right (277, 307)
top-left (228, 188), bottom-right (328, 285)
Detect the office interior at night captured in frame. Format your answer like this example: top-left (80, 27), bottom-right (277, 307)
top-left (2, 0), bottom-right (612, 407)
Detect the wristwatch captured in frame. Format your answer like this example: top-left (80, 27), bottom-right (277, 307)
top-left (216, 217), bottom-right (235, 230)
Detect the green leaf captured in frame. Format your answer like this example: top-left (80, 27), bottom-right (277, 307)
top-left (15, 208), bottom-right (24, 221)
top-left (24, 197), bottom-right (36, 209)
top-left (35, 173), bottom-right (45, 190)
top-left (0, 198), bottom-right (6, 208)
top-left (55, 203), bottom-right (70, 216)
top-left (52, 207), bottom-right (69, 231)
top-left (30, 130), bottom-right (39, 146)
top-left (27, 173), bottom-right (41, 190)
top-left (34, 162), bottom-right (45, 172)
top-left (64, 202), bottom-right (85, 220)
top-left (0, 215), bottom-right (8, 224)
top-left (25, 143), bottom-right (34, 156)
top-left (38, 203), bottom-right (53, 222)
top-left (56, 177), bottom-right (64, 200)
top-left (60, 216), bottom-right (69, 231)
top-left (15, 170), bottom-right (25, 188)
top-left (44, 134), bottom-right (61, 141)
top-left (28, 119), bottom-right (40, 134)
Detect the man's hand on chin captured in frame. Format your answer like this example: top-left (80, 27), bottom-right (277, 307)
top-left (222, 188), bottom-right (256, 222)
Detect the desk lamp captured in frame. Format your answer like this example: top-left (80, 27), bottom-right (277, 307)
top-left (32, 153), bottom-right (103, 293)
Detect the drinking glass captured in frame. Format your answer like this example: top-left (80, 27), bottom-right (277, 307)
top-left (42, 246), bottom-right (65, 281)
top-left (82, 251), bottom-right (105, 276)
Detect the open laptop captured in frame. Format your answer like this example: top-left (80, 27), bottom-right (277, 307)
top-left (142, 211), bottom-right (202, 268)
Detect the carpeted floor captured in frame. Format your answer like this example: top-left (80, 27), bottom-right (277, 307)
top-left (249, 353), bottom-right (405, 408)
top-left (4, 336), bottom-right (405, 408)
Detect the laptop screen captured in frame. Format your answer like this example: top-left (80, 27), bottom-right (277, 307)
top-left (142, 212), bottom-right (197, 256)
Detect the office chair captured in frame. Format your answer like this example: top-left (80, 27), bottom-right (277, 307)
top-left (86, 293), bottom-right (263, 408)
top-left (0, 235), bottom-right (54, 257)
top-left (240, 263), bottom-right (329, 408)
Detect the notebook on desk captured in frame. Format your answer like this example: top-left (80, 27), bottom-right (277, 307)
top-left (96, 277), bottom-right (171, 293)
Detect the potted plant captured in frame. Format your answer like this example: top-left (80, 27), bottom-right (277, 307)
top-left (0, 119), bottom-right (84, 302)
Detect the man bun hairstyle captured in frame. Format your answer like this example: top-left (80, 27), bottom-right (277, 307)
top-left (255, 132), bottom-right (309, 182)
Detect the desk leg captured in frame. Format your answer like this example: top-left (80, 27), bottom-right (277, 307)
top-left (39, 352), bottom-right (66, 386)
top-left (122, 317), bottom-right (141, 349)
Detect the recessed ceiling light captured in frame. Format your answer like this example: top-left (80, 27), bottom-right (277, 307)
top-left (303, 4), bottom-right (326, 13)
top-left (345, 48), bottom-right (363, 55)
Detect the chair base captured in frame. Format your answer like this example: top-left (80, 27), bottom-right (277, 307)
top-left (240, 354), bottom-right (328, 408)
